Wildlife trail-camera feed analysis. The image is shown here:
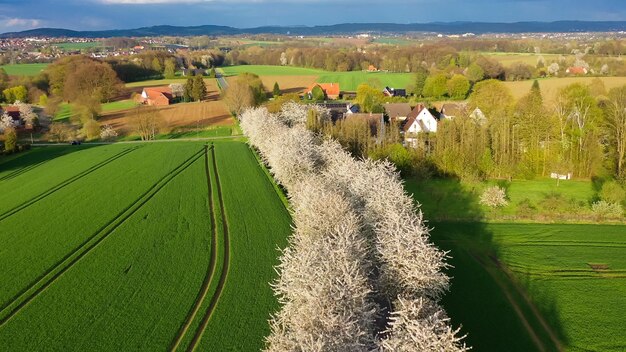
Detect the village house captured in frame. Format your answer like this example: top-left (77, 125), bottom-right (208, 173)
top-left (382, 86), bottom-right (407, 97)
top-left (136, 87), bottom-right (174, 106)
top-left (402, 104), bottom-right (438, 147)
top-left (315, 102), bottom-right (358, 121)
top-left (566, 66), bottom-right (588, 75)
top-left (439, 103), bottom-right (468, 120)
top-left (304, 83), bottom-right (341, 100)
top-left (383, 103), bottom-right (412, 121)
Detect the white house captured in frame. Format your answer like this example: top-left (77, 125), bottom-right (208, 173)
top-left (402, 104), bottom-right (438, 147)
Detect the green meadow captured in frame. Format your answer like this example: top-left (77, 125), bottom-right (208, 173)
top-left (0, 141), bottom-right (291, 351)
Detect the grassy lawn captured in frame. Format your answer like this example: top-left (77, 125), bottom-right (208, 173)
top-left (405, 177), bottom-right (613, 222)
top-left (0, 63), bottom-right (48, 76)
top-left (0, 141), bottom-right (291, 351)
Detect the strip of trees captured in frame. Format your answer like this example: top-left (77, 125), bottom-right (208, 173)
top-left (240, 103), bottom-right (466, 351)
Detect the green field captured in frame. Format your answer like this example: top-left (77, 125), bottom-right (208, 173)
top-left (221, 65), bottom-right (326, 76)
top-left (0, 141), bottom-right (291, 350)
top-left (317, 71), bottom-right (413, 91)
top-left (405, 177), bottom-right (615, 222)
top-left (0, 63), bottom-right (49, 76)
top-left (372, 37), bottom-right (414, 46)
top-left (431, 222), bottom-right (626, 352)
top-left (222, 65), bottom-right (413, 91)
top-left (53, 42), bottom-right (102, 51)
top-left (101, 99), bottom-right (138, 112)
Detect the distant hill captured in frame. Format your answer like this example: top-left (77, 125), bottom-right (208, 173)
top-left (1, 21), bottom-right (625, 38)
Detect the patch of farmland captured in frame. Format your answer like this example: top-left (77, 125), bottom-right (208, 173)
top-left (0, 141), bottom-right (292, 351)
top-left (259, 75), bottom-right (319, 94)
top-left (194, 141), bottom-right (291, 351)
top-left (0, 145), bottom-right (213, 350)
top-left (482, 52), bottom-right (561, 67)
top-left (317, 71), bottom-right (413, 91)
top-left (100, 100), bottom-right (233, 135)
top-left (221, 65), bottom-right (326, 76)
top-left (504, 76), bottom-right (626, 102)
top-left (0, 63), bottom-right (48, 76)
top-left (0, 144), bottom-right (203, 310)
top-left (429, 222), bottom-right (626, 352)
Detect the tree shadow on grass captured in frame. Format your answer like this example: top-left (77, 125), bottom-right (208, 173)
top-left (0, 145), bottom-right (98, 183)
top-left (405, 174), bottom-right (568, 352)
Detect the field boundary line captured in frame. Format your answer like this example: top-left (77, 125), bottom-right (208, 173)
top-left (186, 144), bottom-right (231, 352)
top-left (0, 149), bottom-right (205, 326)
top-left (0, 147), bottom-right (140, 222)
top-left (169, 145), bottom-right (219, 352)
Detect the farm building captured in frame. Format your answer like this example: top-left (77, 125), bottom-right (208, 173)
top-left (3, 106), bottom-right (21, 123)
top-left (304, 83), bottom-right (341, 100)
top-left (315, 102), bottom-right (357, 121)
top-left (137, 87), bottom-right (173, 106)
top-left (383, 103), bottom-right (412, 121)
top-left (382, 86), bottom-right (406, 97)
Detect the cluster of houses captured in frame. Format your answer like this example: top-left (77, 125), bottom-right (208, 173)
top-left (316, 100), bottom-right (484, 147)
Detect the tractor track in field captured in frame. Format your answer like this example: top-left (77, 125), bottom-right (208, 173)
top-left (0, 148), bottom-right (205, 327)
top-left (0, 159), bottom-right (49, 182)
top-left (0, 147), bottom-right (140, 222)
top-left (186, 144), bottom-right (231, 352)
top-left (169, 145), bottom-right (219, 352)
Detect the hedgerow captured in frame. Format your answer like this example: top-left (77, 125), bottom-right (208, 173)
top-left (240, 103), bottom-right (467, 351)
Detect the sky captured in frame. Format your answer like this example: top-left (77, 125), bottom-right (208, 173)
top-left (0, 0), bottom-right (624, 33)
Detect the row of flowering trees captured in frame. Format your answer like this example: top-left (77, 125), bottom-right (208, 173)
top-left (240, 102), bottom-right (467, 351)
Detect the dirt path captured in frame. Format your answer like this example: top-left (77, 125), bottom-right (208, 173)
top-left (186, 144), bottom-right (231, 352)
top-left (169, 145), bottom-right (219, 351)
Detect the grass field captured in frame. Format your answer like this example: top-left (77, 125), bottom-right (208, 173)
top-left (0, 141), bottom-right (291, 351)
top-left (372, 37), bottom-right (415, 46)
top-left (222, 65), bottom-right (413, 91)
top-left (504, 76), bottom-right (626, 101)
top-left (430, 222), bottom-right (626, 352)
top-left (482, 52), bottom-right (561, 67)
top-left (0, 63), bottom-right (48, 76)
top-left (405, 177), bottom-right (616, 222)
top-left (53, 42), bottom-right (102, 51)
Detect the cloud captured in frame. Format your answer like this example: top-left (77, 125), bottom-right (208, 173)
top-left (100, 0), bottom-right (211, 3)
top-left (0, 16), bottom-right (42, 29)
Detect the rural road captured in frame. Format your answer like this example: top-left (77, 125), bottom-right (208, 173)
top-left (215, 69), bottom-right (229, 90)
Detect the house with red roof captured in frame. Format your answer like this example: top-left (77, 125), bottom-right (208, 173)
top-left (566, 66), bottom-right (588, 75)
top-left (304, 83), bottom-right (340, 100)
top-left (137, 87), bottom-right (174, 106)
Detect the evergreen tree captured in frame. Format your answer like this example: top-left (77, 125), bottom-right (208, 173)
top-left (273, 82), bottom-right (281, 97)
top-left (183, 77), bottom-right (194, 102)
top-left (192, 75), bottom-right (207, 102)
